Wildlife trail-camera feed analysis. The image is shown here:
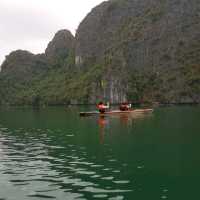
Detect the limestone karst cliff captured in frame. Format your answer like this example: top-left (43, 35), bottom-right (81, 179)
top-left (75, 0), bottom-right (200, 103)
top-left (45, 29), bottom-right (75, 67)
top-left (0, 0), bottom-right (199, 105)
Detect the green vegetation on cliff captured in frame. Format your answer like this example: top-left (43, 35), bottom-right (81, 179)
top-left (0, 0), bottom-right (200, 105)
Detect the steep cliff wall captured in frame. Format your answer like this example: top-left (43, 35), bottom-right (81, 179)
top-left (76, 0), bottom-right (200, 103)
top-left (0, 30), bottom-right (75, 105)
top-left (45, 29), bottom-right (75, 67)
top-left (0, 0), bottom-right (199, 105)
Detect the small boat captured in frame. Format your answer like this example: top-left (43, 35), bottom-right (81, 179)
top-left (80, 109), bottom-right (153, 117)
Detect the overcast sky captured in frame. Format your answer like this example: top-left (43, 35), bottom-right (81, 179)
top-left (0, 0), bottom-right (105, 65)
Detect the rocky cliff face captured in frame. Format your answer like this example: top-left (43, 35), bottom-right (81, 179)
top-left (1, 50), bottom-right (36, 72)
top-left (45, 29), bottom-right (75, 66)
top-left (0, 0), bottom-right (199, 105)
top-left (76, 0), bottom-right (200, 103)
top-left (0, 29), bottom-right (75, 105)
top-left (1, 29), bottom-right (75, 78)
top-left (1, 50), bottom-right (48, 80)
top-left (76, 0), bottom-right (200, 66)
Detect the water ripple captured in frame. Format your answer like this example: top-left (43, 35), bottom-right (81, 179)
top-left (80, 187), bottom-right (132, 193)
top-left (0, 126), bottom-right (135, 199)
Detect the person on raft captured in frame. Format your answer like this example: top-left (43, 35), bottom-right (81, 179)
top-left (97, 102), bottom-right (110, 113)
top-left (119, 102), bottom-right (132, 111)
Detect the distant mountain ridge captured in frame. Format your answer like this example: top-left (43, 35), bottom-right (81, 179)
top-left (0, 0), bottom-right (199, 105)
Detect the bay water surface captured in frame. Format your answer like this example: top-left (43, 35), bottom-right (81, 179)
top-left (0, 106), bottom-right (199, 200)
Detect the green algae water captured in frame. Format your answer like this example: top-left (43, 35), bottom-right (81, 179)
top-left (0, 106), bottom-right (199, 200)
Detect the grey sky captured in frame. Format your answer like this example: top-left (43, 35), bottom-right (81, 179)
top-left (0, 0), bottom-right (105, 65)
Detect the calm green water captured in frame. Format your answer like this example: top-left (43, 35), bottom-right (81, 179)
top-left (0, 106), bottom-right (199, 200)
